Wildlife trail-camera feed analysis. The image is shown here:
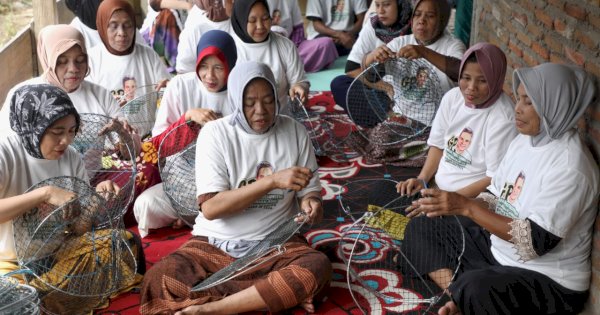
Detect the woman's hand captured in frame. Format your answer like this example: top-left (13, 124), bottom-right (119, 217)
top-left (335, 31), bottom-right (355, 49)
top-left (297, 196), bottom-right (323, 224)
top-left (155, 79), bottom-right (169, 91)
top-left (41, 186), bottom-right (79, 220)
top-left (185, 108), bottom-right (221, 126)
top-left (289, 83), bottom-right (309, 105)
top-left (397, 45), bottom-right (425, 60)
top-left (269, 167), bottom-right (314, 191)
top-left (396, 178), bottom-right (426, 196)
top-left (411, 188), bottom-right (470, 218)
top-left (369, 44), bottom-right (395, 64)
top-left (96, 180), bottom-right (121, 200)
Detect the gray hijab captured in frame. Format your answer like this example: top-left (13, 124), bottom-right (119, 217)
top-left (228, 61), bottom-right (279, 135)
top-left (513, 63), bottom-right (597, 147)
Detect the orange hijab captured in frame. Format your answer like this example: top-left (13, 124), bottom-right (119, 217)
top-left (96, 0), bottom-right (136, 55)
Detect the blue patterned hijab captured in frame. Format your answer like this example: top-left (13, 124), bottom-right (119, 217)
top-left (228, 61), bottom-right (279, 134)
top-left (9, 84), bottom-right (80, 159)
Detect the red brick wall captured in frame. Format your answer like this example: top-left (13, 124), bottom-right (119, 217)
top-left (471, 1), bottom-right (600, 313)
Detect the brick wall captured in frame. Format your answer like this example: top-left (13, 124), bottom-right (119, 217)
top-left (471, 0), bottom-right (600, 313)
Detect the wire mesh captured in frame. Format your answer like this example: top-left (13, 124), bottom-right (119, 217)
top-left (119, 84), bottom-right (163, 138)
top-left (158, 120), bottom-right (202, 227)
top-left (346, 58), bottom-right (443, 146)
top-left (338, 186), bottom-right (465, 314)
top-left (337, 178), bottom-right (401, 222)
top-left (12, 176), bottom-right (137, 310)
top-left (71, 113), bottom-right (136, 220)
top-left (0, 276), bottom-right (40, 315)
top-left (191, 214), bottom-right (308, 292)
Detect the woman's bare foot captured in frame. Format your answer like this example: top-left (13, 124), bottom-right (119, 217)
top-left (438, 300), bottom-right (461, 315)
top-left (172, 218), bottom-right (185, 229)
top-left (300, 297), bottom-right (314, 313)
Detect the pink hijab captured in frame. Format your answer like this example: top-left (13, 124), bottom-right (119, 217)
top-left (37, 24), bottom-right (88, 92)
top-left (459, 42), bottom-right (507, 109)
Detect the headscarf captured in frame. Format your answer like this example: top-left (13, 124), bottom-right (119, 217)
top-left (371, 0), bottom-right (413, 44)
top-left (9, 84), bottom-right (80, 159)
top-left (231, 0), bottom-right (270, 43)
top-left (412, 0), bottom-right (450, 45)
top-left (195, 30), bottom-right (237, 91)
top-left (65, 0), bottom-right (103, 30)
top-left (196, 0), bottom-right (229, 22)
top-left (96, 0), bottom-right (136, 55)
top-left (513, 63), bottom-right (597, 147)
top-left (459, 42), bottom-right (506, 109)
top-left (37, 25), bottom-right (88, 92)
top-left (228, 61), bottom-right (279, 134)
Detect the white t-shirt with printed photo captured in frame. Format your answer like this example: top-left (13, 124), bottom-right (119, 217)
top-left (152, 72), bottom-right (229, 136)
top-left (193, 116), bottom-right (320, 241)
top-left (428, 88), bottom-right (517, 192)
top-left (305, 0), bottom-right (368, 40)
top-left (488, 130), bottom-right (599, 291)
top-left (86, 43), bottom-right (170, 100)
top-left (266, 0), bottom-right (303, 37)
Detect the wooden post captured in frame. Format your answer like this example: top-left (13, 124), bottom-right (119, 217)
top-left (32, 0), bottom-right (58, 75)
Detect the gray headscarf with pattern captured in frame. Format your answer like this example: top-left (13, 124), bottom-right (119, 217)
top-left (513, 63), bottom-right (597, 147)
top-left (228, 61), bottom-right (279, 135)
top-left (10, 84), bottom-right (80, 159)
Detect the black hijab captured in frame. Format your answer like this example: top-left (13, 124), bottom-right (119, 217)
top-left (66, 0), bottom-right (103, 30)
top-left (231, 0), bottom-right (270, 43)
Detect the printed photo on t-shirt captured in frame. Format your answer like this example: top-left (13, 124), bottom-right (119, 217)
top-left (237, 161), bottom-right (283, 210)
top-left (110, 76), bottom-right (138, 104)
top-left (496, 171), bottom-right (525, 218)
top-left (331, 0), bottom-right (347, 22)
top-left (444, 127), bottom-right (473, 169)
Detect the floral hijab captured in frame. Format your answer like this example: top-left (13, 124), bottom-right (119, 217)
top-left (37, 24), bottom-right (88, 92)
top-left (513, 63), bottom-right (597, 147)
top-left (371, 0), bottom-right (413, 44)
top-left (96, 0), bottom-right (137, 56)
top-left (9, 84), bottom-right (80, 159)
top-left (195, 29), bottom-right (238, 92)
top-left (228, 61), bottom-right (279, 135)
top-left (459, 42), bottom-right (507, 109)
top-left (231, 0), bottom-right (270, 43)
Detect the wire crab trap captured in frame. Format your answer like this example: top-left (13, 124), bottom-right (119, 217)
top-left (346, 58), bottom-right (443, 146)
top-left (119, 84), bottom-right (164, 139)
top-left (158, 120), bottom-right (202, 227)
top-left (288, 97), bottom-right (357, 162)
top-left (339, 192), bottom-right (465, 314)
top-left (337, 178), bottom-right (401, 222)
top-left (191, 214), bottom-right (308, 292)
top-left (0, 276), bottom-right (40, 314)
top-left (12, 176), bottom-right (138, 314)
top-left (71, 113), bottom-right (137, 219)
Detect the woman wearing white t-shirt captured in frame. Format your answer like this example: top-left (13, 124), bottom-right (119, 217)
top-left (0, 84), bottom-right (142, 313)
top-left (0, 25), bottom-right (124, 136)
top-left (398, 43), bottom-right (518, 198)
top-left (140, 61), bottom-right (331, 314)
top-left (133, 30), bottom-right (238, 238)
top-left (230, 0), bottom-right (310, 106)
top-left (86, 0), bottom-right (170, 103)
top-left (404, 63), bottom-right (598, 315)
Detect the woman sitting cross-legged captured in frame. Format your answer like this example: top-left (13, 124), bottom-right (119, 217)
top-left (140, 61), bottom-right (332, 314)
top-left (402, 63), bottom-right (599, 315)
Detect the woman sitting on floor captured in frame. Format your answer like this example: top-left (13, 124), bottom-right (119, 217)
top-left (396, 43), bottom-right (518, 198)
top-left (133, 29), bottom-right (238, 238)
top-left (403, 63), bottom-right (599, 315)
top-left (140, 61), bottom-right (332, 314)
top-left (230, 0), bottom-right (310, 106)
top-left (331, 0), bottom-right (465, 110)
top-left (0, 84), bottom-right (144, 314)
